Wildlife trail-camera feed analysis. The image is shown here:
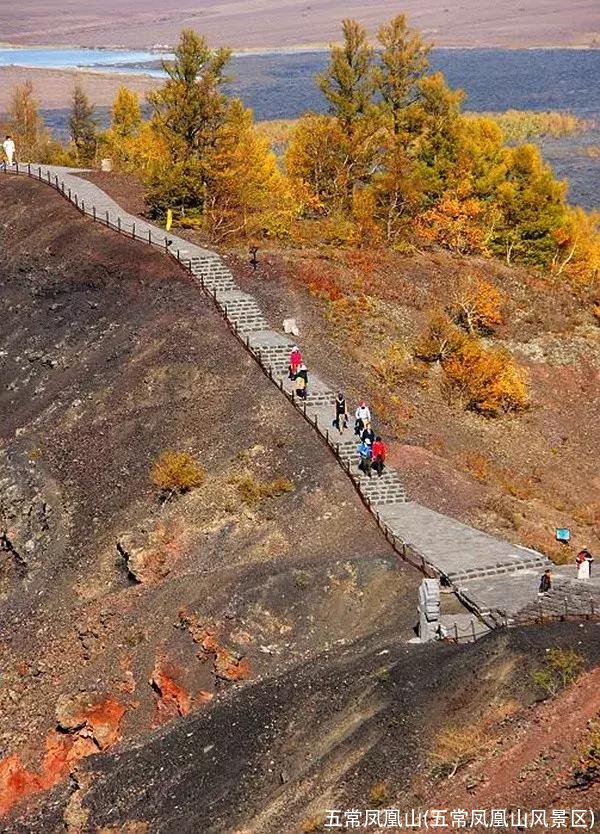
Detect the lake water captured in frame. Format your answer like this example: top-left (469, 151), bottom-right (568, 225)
top-left (2, 46), bottom-right (598, 208)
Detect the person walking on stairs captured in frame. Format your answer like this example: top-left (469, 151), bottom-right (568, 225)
top-left (3, 135), bottom-right (15, 166)
top-left (333, 392), bottom-right (348, 434)
top-left (354, 400), bottom-right (371, 436)
top-left (538, 568), bottom-right (552, 594)
top-left (372, 436), bottom-right (387, 477)
top-left (295, 364), bottom-right (308, 399)
top-left (357, 437), bottom-right (373, 477)
top-left (361, 420), bottom-right (375, 445)
top-left (289, 345), bottom-right (302, 379)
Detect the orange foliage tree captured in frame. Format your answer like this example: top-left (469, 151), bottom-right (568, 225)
top-left (443, 338), bottom-right (528, 416)
top-left (450, 275), bottom-right (505, 334)
top-left (416, 192), bottom-right (488, 255)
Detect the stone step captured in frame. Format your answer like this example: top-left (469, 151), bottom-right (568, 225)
top-left (447, 555), bottom-right (550, 583)
top-left (305, 391), bottom-right (336, 408)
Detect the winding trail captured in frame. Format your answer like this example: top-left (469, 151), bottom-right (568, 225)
top-left (4, 161), bottom-right (599, 630)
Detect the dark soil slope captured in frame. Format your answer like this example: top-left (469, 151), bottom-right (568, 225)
top-left (0, 177), bottom-right (420, 820)
top-left (8, 623), bottom-right (600, 833)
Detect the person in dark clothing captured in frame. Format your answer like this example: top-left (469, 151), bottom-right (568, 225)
top-left (295, 364), bottom-right (308, 399)
top-left (539, 569), bottom-right (552, 594)
top-left (372, 436), bottom-right (387, 477)
top-left (333, 392), bottom-right (348, 434)
top-left (361, 421), bottom-right (375, 445)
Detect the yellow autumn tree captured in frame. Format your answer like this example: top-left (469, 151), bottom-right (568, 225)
top-left (443, 338), bottom-right (528, 416)
top-left (286, 114), bottom-right (358, 214)
top-left (551, 206), bottom-right (600, 292)
top-left (202, 99), bottom-right (291, 241)
top-left (111, 87), bottom-right (142, 139)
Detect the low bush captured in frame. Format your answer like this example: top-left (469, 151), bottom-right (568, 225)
top-left (450, 275), bottom-right (505, 334)
top-left (443, 338), bottom-right (529, 416)
top-left (151, 450), bottom-right (205, 496)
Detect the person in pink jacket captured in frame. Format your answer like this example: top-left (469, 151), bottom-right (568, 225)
top-left (289, 346), bottom-right (302, 379)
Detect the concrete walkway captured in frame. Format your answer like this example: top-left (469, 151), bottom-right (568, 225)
top-left (4, 161), bottom-right (595, 628)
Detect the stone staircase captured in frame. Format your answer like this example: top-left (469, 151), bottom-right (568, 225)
top-left (3, 160), bottom-right (572, 631)
top-left (189, 256), bottom-right (237, 294)
top-left (215, 290), bottom-right (269, 332)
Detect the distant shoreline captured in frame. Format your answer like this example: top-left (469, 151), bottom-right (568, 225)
top-left (1, 41), bottom-right (599, 57)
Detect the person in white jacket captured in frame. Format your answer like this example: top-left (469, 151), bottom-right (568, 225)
top-left (354, 400), bottom-right (371, 436)
top-left (3, 135), bottom-right (15, 165)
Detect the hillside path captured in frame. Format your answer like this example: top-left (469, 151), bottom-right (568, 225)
top-left (4, 162), bottom-right (599, 629)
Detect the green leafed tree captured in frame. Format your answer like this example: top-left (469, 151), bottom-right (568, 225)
top-left (317, 19), bottom-right (374, 131)
top-left (145, 28), bottom-right (231, 216)
top-left (374, 13), bottom-right (431, 135)
top-left (69, 83), bottom-right (97, 163)
top-left (148, 28), bottom-right (231, 162)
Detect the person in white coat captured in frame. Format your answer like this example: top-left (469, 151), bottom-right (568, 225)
top-left (3, 135), bottom-right (15, 166)
top-left (354, 400), bottom-right (371, 436)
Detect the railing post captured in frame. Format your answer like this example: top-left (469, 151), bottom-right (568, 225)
top-left (106, 211), bottom-right (109, 226)
top-left (454, 623), bottom-right (459, 643)
top-left (92, 206), bottom-right (96, 220)
top-left (148, 229), bottom-right (152, 245)
top-left (471, 619), bottom-right (476, 641)
top-left (38, 167), bottom-right (42, 180)
top-left (81, 200), bottom-right (85, 213)
top-left (68, 188), bottom-right (71, 200)
top-left (55, 175), bottom-right (58, 187)
top-left (28, 163), bottom-right (31, 175)
top-left (74, 195), bottom-right (78, 208)
top-left (47, 170), bottom-right (51, 183)
top-left (117, 216), bottom-right (121, 232)
top-left (132, 222), bottom-right (136, 240)
top-left (165, 237), bottom-right (168, 253)
top-left (176, 249), bottom-right (180, 261)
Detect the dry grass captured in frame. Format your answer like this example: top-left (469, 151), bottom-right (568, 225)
top-left (230, 472), bottom-right (294, 505)
top-left (431, 724), bottom-right (488, 778)
top-left (480, 110), bottom-right (589, 142)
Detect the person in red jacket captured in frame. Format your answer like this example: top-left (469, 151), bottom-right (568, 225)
top-left (289, 345), bottom-right (302, 379)
top-left (372, 436), bottom-right (387, 477)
